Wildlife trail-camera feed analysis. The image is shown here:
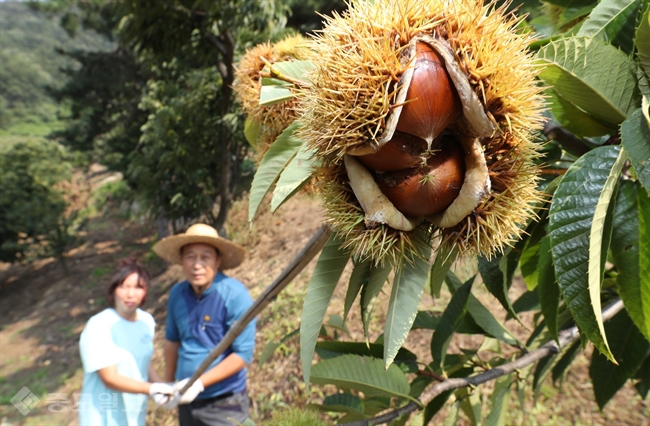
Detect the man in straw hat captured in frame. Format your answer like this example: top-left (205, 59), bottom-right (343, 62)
top-left (153, 223), bottom-right (255, 425)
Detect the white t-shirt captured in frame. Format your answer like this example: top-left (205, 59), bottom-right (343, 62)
top-left (78, 308), bottom-right (155, 426)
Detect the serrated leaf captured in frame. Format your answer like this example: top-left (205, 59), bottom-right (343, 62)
top-left (611, 181), bottom-right (650, 341)
top-left (588, 146), bottom-right (626, 351)
top-left (259, 84), bottom-right (294, 106)
top-left (544, 88), bottom-right (615, 137)
top-left (429, 244), bottom-right (457, 298)
top-left (431, 278), bottom-right (472, 372)
top-left (384, 241), bottom-right (432, 368)
top-left (248, 122), bottom-right (302, 222)
top-left (621, 108), bottom-right (650, 193)
top-left (548, 145), bottom-right (624, 362)
top-left (537, 236), bottom-right (560, 342)
top-left (485, 374), bottom-right (513, 426)
top-left (361, 263), bottom-right (392, 344)
top-left (510, 290), bottom-right (540, 316)
top-left (344, 259), bottom-right (371, 321)
top-left (315, 393), bottom-right (364, 414)
top-left (537, 36), bottom-right (640, 126)
top-left (577, 0), bottom-right (641, 53)
top-left (300, 234), bottom-right (350, 387)
top-left (590, 310), bottom-right (650, 408)
top-left (638, 186), bottom-right (650, 340)
top-left (478, 254), bottom-right (521, 325)
top-left (446, 272), bottom-right (520, 346)
top-left (310, 354), bottom-right (413, 401)
top-left (244, 117), bottom-right (261, 147)
top-left (271, 144), bottom-right (316, 212)
top-left (636, 2), bottom-right (650, 77)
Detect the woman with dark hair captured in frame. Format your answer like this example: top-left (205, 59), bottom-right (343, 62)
top-left (78, 258), bottom-right (172, 426)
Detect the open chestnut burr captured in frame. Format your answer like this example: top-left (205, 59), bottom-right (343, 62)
top-left (356, 42), bottom-right (465, 220)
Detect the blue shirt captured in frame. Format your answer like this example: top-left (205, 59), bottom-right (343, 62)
top-left (166, 272), bottom-right (256, 398)
top-left (78, 308), bottom-right (155, 426)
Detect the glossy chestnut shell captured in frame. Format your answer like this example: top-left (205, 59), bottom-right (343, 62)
top-left (356, 131), bottom-right (428, 171)
top-left (395, 42), bottom-right (462, 143)
top-left (375, 137), bottom-right (465, 217)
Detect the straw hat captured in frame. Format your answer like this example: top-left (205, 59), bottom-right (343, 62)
top-left (153, 224), bottom-right (245, 270)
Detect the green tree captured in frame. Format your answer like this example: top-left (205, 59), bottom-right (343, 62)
top-left (0, 138), bottom-right (75, 267)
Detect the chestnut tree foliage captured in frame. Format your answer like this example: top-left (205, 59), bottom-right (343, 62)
top-left (246, 0), bottom-right (650, 424)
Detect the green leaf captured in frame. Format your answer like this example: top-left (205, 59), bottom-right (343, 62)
top-left (544, 88), bottom-right (615, 137)
top-left (446, 272), bottom-right (520, 346)
top-left (537, 36), bottom-right (640, 126)
top-left (485, 374), bottom-right (513, 426)
top-left (478, 254), bottom-right (521, 325)
top-left (635, 2), bottom-right (650, 77)
top-left (244, 117), bottom-right (261, 147)
top-left (533, 353), bottom-right (559, 400)
top-left (431, 277), bottom-right (472, 371)
top-left (271, 144), bottom-right (316, 212)
top-left (310, 354), bottom-right (413, 401)
top-left (634, 355), bottom-right (650, 398)
top-left (443, 399), bottom-right (461, 426)
top-left (577, 0), bottom-right (641, 53)
top-left (639, 187), bottom-right (650, 341)
top-left (611, 181), bottom-right (650, 341)
top-left (258, 328), bottom-right (299, 366)
top-left (300, 233), bottom-right (350, 387)
top-left (429, 244), bottom-right (457, 298)
top-left (548, 145), bottom-right (624, 362)
top-left (361, 263), bottom-right (392, 343)
top-left (458, 387), bottom-right (482, 426)
top-left (621, 108), bottom-right (650, 193)
top-left (266, 60), bottom-right (315, 80)
top-left (384, 241), bottom-right (432, 368)
top-left (315, 342), bottom-right (417, 371)
top-left (344, 259), bottom-right (371, 321)
top-left (314, 393), bottom-right (364, 414)
top-left (537, 236), bottom-right (560, 342)
top-left (551, 340), bottom-right (582, 383)
top-left (590, 310), bottom-right (650, 408)
top-left (248, 122), bottom-right (303, 222)
top-left (588, 146), bottom-right (626, 343)
top-left (259, 84), bottom-right (294, 106)
top-left (412, 311), bottom-right (440, 330)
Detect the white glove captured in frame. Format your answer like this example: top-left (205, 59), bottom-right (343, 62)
top-left (148, 382), bottom-right (174, 406)
top-left (162, 378), bottom-right (205, 409)
top-left (175, 378), bottom-right (205, 405)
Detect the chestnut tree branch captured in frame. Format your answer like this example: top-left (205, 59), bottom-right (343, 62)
top-left (179, 225), bottom-right (333, 395)
top-left (341, 299), bottom-right (625, 426)
top-left (542, 120), bottom-right (590, 157)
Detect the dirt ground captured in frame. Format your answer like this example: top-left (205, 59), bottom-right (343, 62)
top-left (0, 181), bottom-right (648, 425)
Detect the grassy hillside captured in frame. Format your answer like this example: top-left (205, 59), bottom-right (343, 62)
top-left (0, 1), bottom-right (113, 136)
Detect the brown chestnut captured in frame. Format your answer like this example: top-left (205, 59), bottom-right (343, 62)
top-left (396, 42), bottom-right (462, 144)
top-left (375, 138), bottom-right (465, 217)
top-left (356, 131), bottom-right (428, 171)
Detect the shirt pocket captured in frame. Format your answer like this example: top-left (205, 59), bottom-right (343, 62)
top-left (199, 321), bottom-right (226, 347)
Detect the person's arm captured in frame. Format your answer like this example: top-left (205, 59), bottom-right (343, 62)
top-left (198, 353), bottom-right (247, 388)
top-left (164, 340), bottom-right (180, 382)
top-left (97, 365), bottom-right (151, 394)
top-left (148, 364), bottom-right (163, 383)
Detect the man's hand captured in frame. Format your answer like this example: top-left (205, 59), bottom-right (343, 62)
top-left (148, 382), bottom-right (174, 406)
top-left (174, 378), bottom-right (205, 404)
top-left (162, 378), bottom-right (204, 409)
